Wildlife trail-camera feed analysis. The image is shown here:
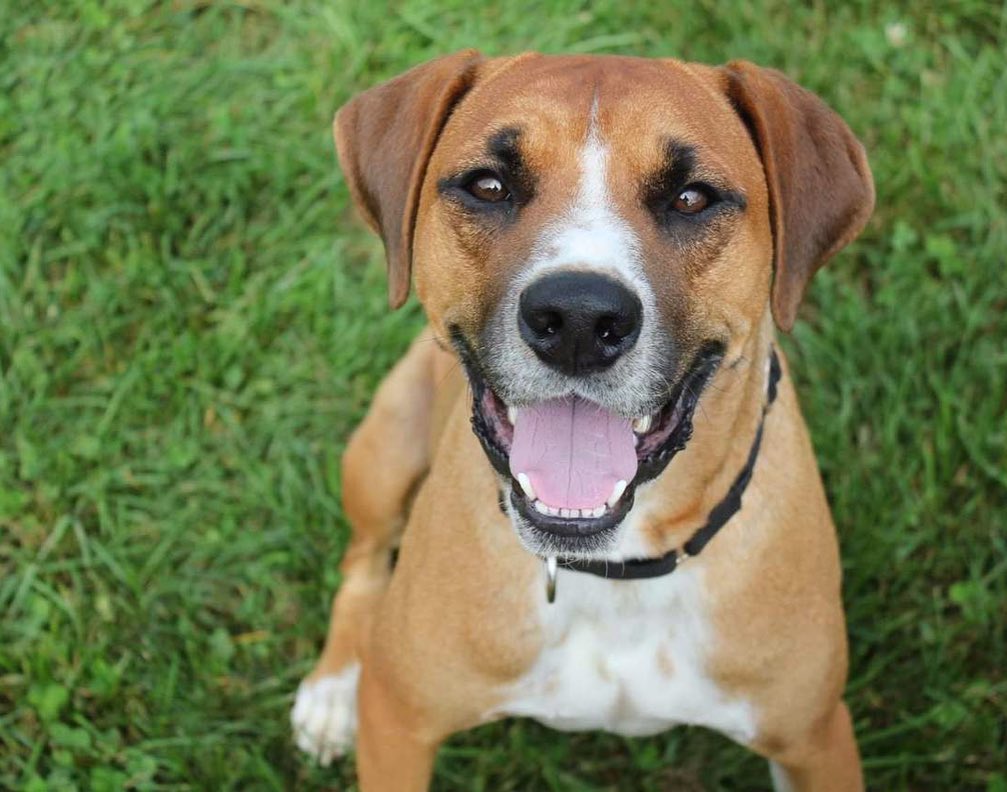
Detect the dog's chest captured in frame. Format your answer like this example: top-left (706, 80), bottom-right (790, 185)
top-left (494, 565), bottom-right (757, 743)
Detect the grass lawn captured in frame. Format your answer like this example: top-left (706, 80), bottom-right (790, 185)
top-left (2, 1), bottom-right (1005, 789)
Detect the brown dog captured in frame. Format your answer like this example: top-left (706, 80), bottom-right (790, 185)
top-left (291, 51), bottom-right (874, 791)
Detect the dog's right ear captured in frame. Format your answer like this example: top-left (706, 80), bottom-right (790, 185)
top-left (334, 50), bottom-right (484, 309)
top-left (719, 61), bottom-right (875, 331)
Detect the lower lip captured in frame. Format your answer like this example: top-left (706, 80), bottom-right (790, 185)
top-left (509, 484), bottom-right (635, 537)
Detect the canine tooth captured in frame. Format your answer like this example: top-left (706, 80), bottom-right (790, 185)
top-left (507, 406), bottom-right (519, 425)
top-left (606, 479), bottom-right (628, 507)
top-left (547, 505), bottom-right (560, 517)
top-left (534, 500), bottom-right (549, 515)
top-left (592, 505), bottom-right (606, 518)
top-left (633, 414), bottom-right (653, 434)
top-left (517, 472), bottom-right (536, 500)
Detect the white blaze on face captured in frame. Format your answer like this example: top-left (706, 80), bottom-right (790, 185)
top-left (492, 103), bottom-right (661, 415)
top-left (529, 105), bottom-right (652, 300)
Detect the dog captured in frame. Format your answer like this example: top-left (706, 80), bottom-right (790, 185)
top-left (291, 50), bottom-right (874, 791)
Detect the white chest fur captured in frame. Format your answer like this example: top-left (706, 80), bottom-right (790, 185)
top-left (494, 563), bottom-right (758, 744)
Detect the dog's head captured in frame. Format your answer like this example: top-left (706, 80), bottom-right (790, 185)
top-left (335, 52), bottom-right (873, 558)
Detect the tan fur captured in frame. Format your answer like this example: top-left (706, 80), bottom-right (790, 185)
top-left (301, 52), bottom-right (873, 790)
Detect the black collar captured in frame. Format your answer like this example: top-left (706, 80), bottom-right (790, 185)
top-left (555, 348), bottom-right (781, 583)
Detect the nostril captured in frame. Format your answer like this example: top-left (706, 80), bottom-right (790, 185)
top-left (528, 309), bottom-right (563, 338)
top-left (596, 316), bottom-right (618, 344)
top-left (595, 314), bottom-right (635, 346)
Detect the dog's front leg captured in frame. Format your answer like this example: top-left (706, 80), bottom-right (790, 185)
top-left (355, 662), bottom-right (442, 792)
top-left (292, 330), bottom-right (453, 764)
top-left (767, 701), bottom-right (863, 792)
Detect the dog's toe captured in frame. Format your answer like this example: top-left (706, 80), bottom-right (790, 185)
top-left (291, 664), bottom-right (360, 765)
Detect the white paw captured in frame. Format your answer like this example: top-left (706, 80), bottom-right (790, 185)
top-left (291, 664), bottom-right (360, 765)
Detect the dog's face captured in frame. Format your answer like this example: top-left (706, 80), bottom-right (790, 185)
top-left (336, 53), bottom-right (873, 558)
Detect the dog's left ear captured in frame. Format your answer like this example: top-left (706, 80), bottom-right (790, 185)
top-left (334, 50), bottom-right (484, 309)
top-left (720, 61), bottom-right (875, 330)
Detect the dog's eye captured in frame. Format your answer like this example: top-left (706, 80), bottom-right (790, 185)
top-left (465, 172), bottom-right (511, 203)
top-left (672, 185), bottom-right (714, 215)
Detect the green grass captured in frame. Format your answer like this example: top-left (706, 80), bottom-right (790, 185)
top-left (2, 1), bottom-right (1005, 789)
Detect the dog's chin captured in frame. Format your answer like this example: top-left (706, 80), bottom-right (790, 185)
top-left (504, 493), bottom-right (625, 560)
top-left (503, 476), bottom-right (636, 559)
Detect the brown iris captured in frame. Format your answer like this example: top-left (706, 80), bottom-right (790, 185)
top-left (672, 186), bottom-right (710, 214)
top-left (467, 173), bottom-right (510, 203)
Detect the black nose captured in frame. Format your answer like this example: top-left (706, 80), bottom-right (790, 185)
top-left (518, 272), bottom-right (642, 376)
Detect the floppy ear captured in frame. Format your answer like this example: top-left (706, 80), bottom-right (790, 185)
top-left (334, 50), bottom-right (484, 308)
top-left (721, 61), bottom-right (875, 330)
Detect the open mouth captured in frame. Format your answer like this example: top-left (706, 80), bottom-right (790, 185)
top-left (455, 332), bottom-right (724, 544)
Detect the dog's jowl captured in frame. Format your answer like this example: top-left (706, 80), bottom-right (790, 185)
top-left (291, 51), bottom-right (874, 792)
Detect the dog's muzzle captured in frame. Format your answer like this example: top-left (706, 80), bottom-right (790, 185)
top-left (454, 312), bottom-right (725, 552)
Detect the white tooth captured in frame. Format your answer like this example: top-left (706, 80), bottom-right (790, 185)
top-left (569, 508), bottom-right (581, 518)
top-left (547, 506), bottom-right (560, 517)
top-left (607, 479), bottom-right (627, 507)
top-left (517, 472), bottom-right (536, 500)
top-left (534, 500), bottom-right (549, 515)
top-left (633, 414), bottom-right (653, 434)
top-left (560, 508), bottom-right (571, 518)
top-left (507, 406), bottom-right (519, 425)
top-left (592, 505), bottom-right (606, 518)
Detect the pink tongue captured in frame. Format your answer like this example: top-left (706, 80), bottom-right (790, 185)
top-left (509, 398), bottom-right (638, 510)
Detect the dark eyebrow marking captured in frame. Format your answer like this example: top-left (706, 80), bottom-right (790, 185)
top-left (663, 141), bottom-right (699, 190)
top-left (435, 125), bottom-right (536, 217)
top-left (487, 126), bottom-right (523, 172)
top-left (487, 126), bottom-right (536, 203)
top-left (643, 142), bottom-right (699, 202)
top-left (436, 125), bottom-right (536, 209)
top-left (643, 139), bottom-right (747, 215)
